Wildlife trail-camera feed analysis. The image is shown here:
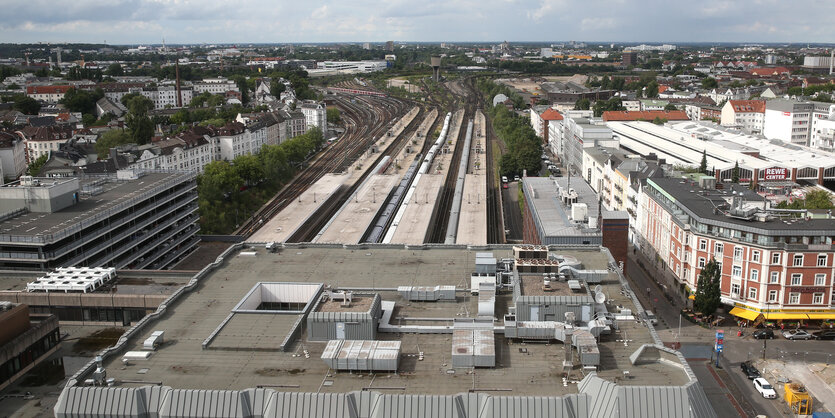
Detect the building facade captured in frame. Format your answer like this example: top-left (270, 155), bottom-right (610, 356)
top-left (763, 99), bottom-right (832, 146)
top-left (638, 177), bottom-right (835, 321)
top-left (0, 171), bottom-right (199, 271)
top-left (0, 132), bottom-right (27, 182)
top-left (720, 100), bottom-right (765, 134)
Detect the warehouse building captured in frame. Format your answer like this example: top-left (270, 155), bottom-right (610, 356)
top-left (0, 170), bottom-right (199, 271)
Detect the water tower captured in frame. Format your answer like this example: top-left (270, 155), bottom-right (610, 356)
top-left (431, 56), bottom-right (441, 82)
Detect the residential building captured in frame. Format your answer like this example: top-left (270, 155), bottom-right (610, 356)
top-left (0, 303), bottom-right (60, 392)
top-left (529, 106), bottom-right (562, 144)
top-left (299, 100), bottom-right (327, 134)
top-left (638, 177), bottom-right (835, 321)
top-left (622, 51), bottom-right (638, 67)
top-left (763, 99), bottom-right (832, 146)
top-left (25, 85), bottom-right (72, 103)
top-left (0, 171), bottom-right (199, 271)
top-left (811, 110), bottom-right (835, 151)
top-left (192, 77), bottom-right (239, 95)
top-left (0, 131), bottom-right (26, 182)
top-left (559, 113), bottom-right (616, 173)
top-left (720, 100), bottom-right (765, 134)
top-left (16, 125), bottom-right (74, 164)
top-left (708, 88), bottom-right (750, 104)
top-left (94, 97), bottom-right (127, 118)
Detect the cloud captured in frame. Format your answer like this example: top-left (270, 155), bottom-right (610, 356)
top-left (0, 0), bottom-right (832, 43)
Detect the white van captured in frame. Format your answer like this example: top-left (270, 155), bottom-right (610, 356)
top-left (643, 310), bottom-right (658, 325)
top-left (501, 176), bottom-right (508, 183)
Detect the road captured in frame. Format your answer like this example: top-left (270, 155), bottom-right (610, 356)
top-left (501, 181), bottom-right (523, 242)
top-left (625, 254), bottom-right (789, 418)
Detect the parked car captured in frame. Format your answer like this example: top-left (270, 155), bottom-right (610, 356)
top-left (502, 183), bottom-right (509, 189)
top-left (753, 378), bottom-right (777, 399)
top-left (782, 329), bottom-right (814, 340)
top-left (514, 175), bottom-right (521, 182)
top-left (501, 176), bottom-right (508, 183)
top-left (740, 361), bottom-right (760, 380)
top-left (812, 329), bottom-right (835, 340)
top-left (752, 329), bottom-right (775, 340)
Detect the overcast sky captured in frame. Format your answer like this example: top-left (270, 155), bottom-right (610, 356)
top-left (1, 0), bottom-right (833, 45)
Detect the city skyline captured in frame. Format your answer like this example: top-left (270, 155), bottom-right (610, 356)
top-left (1, 0), bottom-right (834, 45)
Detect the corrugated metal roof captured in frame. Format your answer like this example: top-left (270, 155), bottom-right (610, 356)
top-left (55, 383), bottom-right (712, 418)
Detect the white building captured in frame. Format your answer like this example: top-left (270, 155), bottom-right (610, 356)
top-left (708, 88), bottom-right (749, 104)
top-left (720, 100), bottom-right (765, 134)
top-left (16, 125), bottom-right (74, 164)
top-left (193, 77), bottom-right (240, 95)
top-left (811, 107), bottom-right (835, 151)
top-left (0, 132), bottom-right (26, 182)
top-left (26, 85), bottom-right (72, 103)
top-left (763, 99), bottom-right (832, 146)
top-left (299, 101), bottom-right (327, 134)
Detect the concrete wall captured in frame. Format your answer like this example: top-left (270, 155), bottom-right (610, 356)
top-left (0, 304), bottom-right (30, 346)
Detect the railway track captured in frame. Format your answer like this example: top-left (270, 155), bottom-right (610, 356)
top-left (235, 94), bottom-right (407, 238)
top-left (286, 102), bottom-right (431, 243)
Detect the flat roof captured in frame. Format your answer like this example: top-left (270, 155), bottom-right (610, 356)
top-left (523, 176), bottom-right (599, 238)
top-left (648, 177), bottom-right (835, 232)
top-left (0, 172), bottom-right (192, 241)
top-left (86, 245), bottom-right (691, 397)
top-left (611, 120), bottom-right (835, 171)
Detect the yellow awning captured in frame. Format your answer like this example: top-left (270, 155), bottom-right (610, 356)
top-left (806, 313), bottom-right (835, 320)
top-left (764, 313), bottom-right (809, 320)
top-left (729, 307), bottom-right (761, 321)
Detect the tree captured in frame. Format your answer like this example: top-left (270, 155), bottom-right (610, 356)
top-left (233, 154), bottom-right (265, 186)
top-left (60, 87), bottom-right (103, 115)
top-left (699, 150), bottom-right (708, 175)
top-left (731, 161), bottom-right (740, 183)
top-left (123, 94), bottom-right (155, 144)
top-left (106, 63), bottom-right (124, 77)
top-left (27, 154), bottom-right (48, 176)
top-left (230, 75), bottom-right (249, 104)
top-left (652, 116), bottom-right (667, 125)
top-left (645, 81), bottom-right (659, 98)
top-left (327, 107), bottom-right (341, 124)
top-left (664, 103), bottom-right (678, 111)
top-left (694, 258), bottom-right (722, 315)
top-left (701, 77), bottom-right (718, 89)
top-left (95, 129), bottom-right (133, 156)
top-left (270, 78), bottom-right (286, 97)
top-left (574, 98), bottom-right (591, 110)
top-left (776, 189), bottom-right (835, 210)
top-left (13, 95), bottom-right (40, 114)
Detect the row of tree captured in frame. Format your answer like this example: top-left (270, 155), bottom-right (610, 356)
top-left (489, 105), bottom-right (542, 177)
top-left (197, 127), bottom-right (325, 234)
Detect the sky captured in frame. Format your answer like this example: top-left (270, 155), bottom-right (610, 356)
top-left (1, 0), bottom-right (834, 45)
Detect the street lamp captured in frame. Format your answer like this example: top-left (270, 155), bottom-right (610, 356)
top-left (762, 300), bottom-right (771, 360)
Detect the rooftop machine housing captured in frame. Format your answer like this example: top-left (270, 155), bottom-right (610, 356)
top-left (307, 293), bottom-right (382, 341)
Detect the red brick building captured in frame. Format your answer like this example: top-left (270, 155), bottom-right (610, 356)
top-left (638, 178), bottom-right (835, 323)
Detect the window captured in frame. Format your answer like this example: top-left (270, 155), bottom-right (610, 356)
top-left (771, 253), bottom-right (781, 264)
top-left (715, 243), bottom-right (724, 256)
top-left (818, 254), bottom-right (828, 267)
top-left (815, 274), bottom-right (826, 286)
top-left (748, 287), bottom-right (757, 300)
top-left (751, 269), bottom-right (759, 282)
top-left (733, 247), bottom-right (743, 260)
top-left (752, 250), bottom-right (760, 263)
top-left (788, 293), bottom-right (800, 304)
top-left (731, 283), bottom-right (740, 296)
top-left (770, 271), bottom-right (780, 284)
top-left (698, 257), bottom-right (706, 268)
top-left (791, 273), bottom-right (802, 286)
top-left (813, 293), bottom-right (824, 304)
top-left (699, 239), bottom-right (707, 251)
top-left (732, 265), bottom-right (742, 278)
top-left (793, 254), bottom-right (803, 266)
top-left (768, 290), bottom-right (778, 302)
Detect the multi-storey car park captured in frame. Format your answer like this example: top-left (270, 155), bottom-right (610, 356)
top-left (638, 177), bottom-right (835, 324)
top-left (0, 170), bottom-right (199, 271)
top-left (51, 244), bottom-right (716, 417)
